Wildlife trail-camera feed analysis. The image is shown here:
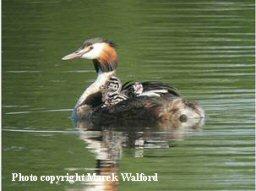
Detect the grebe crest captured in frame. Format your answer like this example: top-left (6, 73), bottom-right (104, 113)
top-left (62, 37), bottom-right (118, 73)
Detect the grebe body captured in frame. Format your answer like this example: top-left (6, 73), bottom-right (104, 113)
top-left (62, 38), bottom-right (205, 127)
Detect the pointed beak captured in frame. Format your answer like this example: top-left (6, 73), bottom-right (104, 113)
top-left (62, 51), bottom-right (81, 61)
top-left (62, 46), bottom-right (92, 61)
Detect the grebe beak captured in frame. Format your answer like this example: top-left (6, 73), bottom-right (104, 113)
top-left (62, 46), bottom-right (92, 60)
top-left (62, 51), bottom-right (81, 60)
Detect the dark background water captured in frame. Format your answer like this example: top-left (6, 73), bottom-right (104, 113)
top-left (2, 0), bottom-right (255, 190)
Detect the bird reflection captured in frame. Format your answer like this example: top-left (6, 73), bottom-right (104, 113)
top-left (67, 97), bottom-right (205, 191)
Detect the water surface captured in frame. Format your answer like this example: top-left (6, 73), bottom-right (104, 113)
top-left (2, 0), bottom-right (254, 190)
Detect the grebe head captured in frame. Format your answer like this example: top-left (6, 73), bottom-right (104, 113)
top-left (167, 98), bottom-right (205, 130)
top-left (101, 76), bottom-right (122, 93)
top-left (62, 37), bottom-right (118, 72)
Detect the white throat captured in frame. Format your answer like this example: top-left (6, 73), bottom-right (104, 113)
top-left (75, 70), bottom-right (116, 108)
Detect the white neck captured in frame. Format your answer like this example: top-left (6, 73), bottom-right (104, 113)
top-left (75, 70), bottom-right (116, 108)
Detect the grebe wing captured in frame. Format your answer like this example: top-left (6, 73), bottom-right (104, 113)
top-left (80, 91), bottom-right (103, 107)
top-left (122, 81), bottom-right (180, 97)
top-left (92, 96), bottom-right (172, 123)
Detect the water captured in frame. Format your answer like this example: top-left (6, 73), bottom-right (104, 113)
top-left (2, 0), bottom-right (254, 190)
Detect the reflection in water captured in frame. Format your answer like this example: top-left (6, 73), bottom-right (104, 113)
top-left (2, 0), bottom-right (254, 190)
top-left (71, 97), bottom-right (205, 191)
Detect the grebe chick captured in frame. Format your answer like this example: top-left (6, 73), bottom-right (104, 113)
top-left (132, 82), bottom-right (144, 96)
top-left (100, 76), bottom-right (128, 108)
top-left (122, 81), bottom-right (144, 97)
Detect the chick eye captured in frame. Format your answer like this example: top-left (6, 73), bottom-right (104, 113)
top-left (89, 46), bottom-right (93, 50)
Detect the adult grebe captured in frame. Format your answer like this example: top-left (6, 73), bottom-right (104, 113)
top-left (62, 38), bottom-right (205, 127)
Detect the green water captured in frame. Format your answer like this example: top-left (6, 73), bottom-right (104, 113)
top-left (2, 0), bottom-right (255, 190)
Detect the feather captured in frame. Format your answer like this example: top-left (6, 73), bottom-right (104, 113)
top-left (122, 81), bottom-right (180, 98)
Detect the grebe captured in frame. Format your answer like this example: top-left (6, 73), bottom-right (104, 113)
top-left (100, 76), bottom-right (128, 108)
top-left (62, 38), bottom-right (205, 126)
top-left (100, 76), bottom-right (146, 108)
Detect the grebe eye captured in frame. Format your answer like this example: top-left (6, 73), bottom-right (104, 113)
top-left (179, 114), bottom-right (187, 123)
